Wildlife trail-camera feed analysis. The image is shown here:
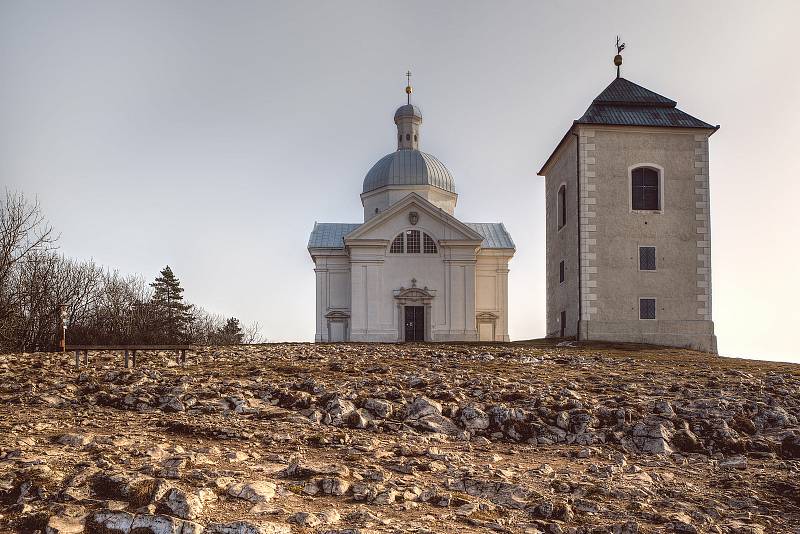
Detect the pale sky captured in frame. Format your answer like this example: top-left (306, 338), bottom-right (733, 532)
top-left (1, 1), bottom-right (798, 362)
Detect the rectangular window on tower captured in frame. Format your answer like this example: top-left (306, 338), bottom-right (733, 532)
top-left (639, 246), bottom-right (656, 271)
top-left (639, 298), bottom-right (656, 320)
top-left (406, 230), bottom-right (420, 253)
top-left (557, 185), bottom-right (566, 230)
top-left (559, 260), bottom-right (565, 283)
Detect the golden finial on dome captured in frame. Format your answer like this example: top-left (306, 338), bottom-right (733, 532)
top-left (405, 70), bottom-right (412, 104)
top-left (614, 36), bottom-right (625, 78)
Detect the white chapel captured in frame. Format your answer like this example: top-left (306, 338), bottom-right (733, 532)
top-left (308, 83), bottom-right (515, 343)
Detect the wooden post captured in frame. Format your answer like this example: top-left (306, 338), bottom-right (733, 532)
top-left (124, 349), bottom-right (129, 368)
top-left (175, 349), bottom-right (180, 364)
top-left (181, 349), bottom-right (186, 365)
top-left (83, 350), bottom-right (88, 366)
top-left (132, 350), bottom-right (137, 368)
top-left (74, 350), bottom-right (79, 369)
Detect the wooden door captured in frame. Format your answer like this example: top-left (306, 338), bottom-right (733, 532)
top-left (404, 306), bottom-right (425, 341)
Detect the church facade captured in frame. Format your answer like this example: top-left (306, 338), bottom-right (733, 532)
top-left (538, 68), bottom-right (719, 352)
top-left (308, 94), bottom-right (515, 342)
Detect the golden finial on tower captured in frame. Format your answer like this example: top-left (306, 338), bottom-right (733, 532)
top-left (405, 70), bottom-right (413, 104)
top-left (614, 36), bottom-right (625, 78)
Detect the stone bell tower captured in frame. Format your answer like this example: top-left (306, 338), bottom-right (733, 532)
top-left (537, 40), bottom-right (719, 353)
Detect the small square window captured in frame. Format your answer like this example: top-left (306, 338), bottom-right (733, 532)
top-left (639, 298), bottom-right (656, 320)
top-left (639, 246), bottom-right (656, 271)
top-left (559, 260), bottom-right (565, 283)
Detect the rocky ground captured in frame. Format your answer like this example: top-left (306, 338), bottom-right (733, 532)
top-left (1, 341), bottom-right (799, 534)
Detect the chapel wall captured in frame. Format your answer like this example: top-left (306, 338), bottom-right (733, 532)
top-left (312, 254), bottom-right (351, 342)
top-left (348, 204), bottom-right (481, 342)
top-left (476, 253), bottom-right (511, 341)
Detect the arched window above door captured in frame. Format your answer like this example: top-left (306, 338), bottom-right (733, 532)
top-left (388, 230), bottom-right (438, 254)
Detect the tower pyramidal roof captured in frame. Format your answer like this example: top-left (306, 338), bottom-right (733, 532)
top-left (576, 77), bottom-right (714, 129)
top-left (538, 53), bottom-right (719, 176)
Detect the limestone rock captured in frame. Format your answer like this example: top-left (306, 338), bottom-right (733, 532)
top-left (2, 343), bottom-right (799, 532)
top-left (405, 396), bottom-right (442, 419)
top-left (45, 514), bottom-right (86, 534)
top-left (157, 487), bottom-right (204, 520)
top-left (458, 406), bottom-right (490, 431)
top-left (226, 480), bottom-right (276, 503)
top-left (205, 521), bottom-right (290, 534)
top-left (56, 433), bottom-right (93, 448)
top-left (85, 509), bottom-right (134, 533)
top-left (363, 398), bottom-right (392, 418)
top-left (782, 432), bottom-right (800, 459)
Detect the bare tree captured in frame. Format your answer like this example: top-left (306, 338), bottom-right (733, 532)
top-left (0, 190), bottom-right (57, 287)
top-left (0, 190), bottom-right (266, 351)
top-left (241, 321), bottom-right (266, 344)
top-left (0, 190), bottom-right (58, 347)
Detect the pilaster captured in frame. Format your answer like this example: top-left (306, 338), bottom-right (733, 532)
top-left (694, 134), bottom-right (712, 321)
top-left (578, 128), bottom-right (599, 322)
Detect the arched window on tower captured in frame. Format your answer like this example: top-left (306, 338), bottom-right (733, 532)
top-left (631, 167), bottom-right (661, 210)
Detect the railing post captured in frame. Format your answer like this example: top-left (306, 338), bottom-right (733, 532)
top-left (124, 349), bottom-right (129, 368)
top-left (132, 350), bottom-right (137, 368)
top-left (83, 350), bottom-right (88, 366)
top-left (74, 350), bottom-right (79, 369)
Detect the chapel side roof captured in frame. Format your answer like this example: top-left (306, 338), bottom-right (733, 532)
top-left (308, 221), bottom-right (513, 250)
top-left (538, 77), bottom-right (718, 176)
top-left (308, 223), bottom-right (362, 249)
top-left (464, 223), bottom-right (516, 250)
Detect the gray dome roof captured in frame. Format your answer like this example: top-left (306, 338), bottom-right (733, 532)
top-left (394, 104), bottom-right (422, 122)
top-left (363, 149), bottom-right (455, 194)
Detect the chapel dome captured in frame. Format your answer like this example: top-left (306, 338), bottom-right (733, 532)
top-left (362, 149), bottom-right (456, 194)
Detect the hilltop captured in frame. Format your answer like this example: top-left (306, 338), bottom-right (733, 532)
top-left (0, 342), bottom-right (798, 533)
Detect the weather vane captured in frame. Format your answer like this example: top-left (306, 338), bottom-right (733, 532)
top-left (405, 70), bottom-right (413, 104)
top-left (614, 36), bottom-right (626, 78)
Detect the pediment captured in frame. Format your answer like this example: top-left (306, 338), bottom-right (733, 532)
top-left (393, 281), bottom-right (436, 303)
top-left (344, 193), bottom-right (483, 244)
top-left (394, 287), bottom-right (435, 299)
